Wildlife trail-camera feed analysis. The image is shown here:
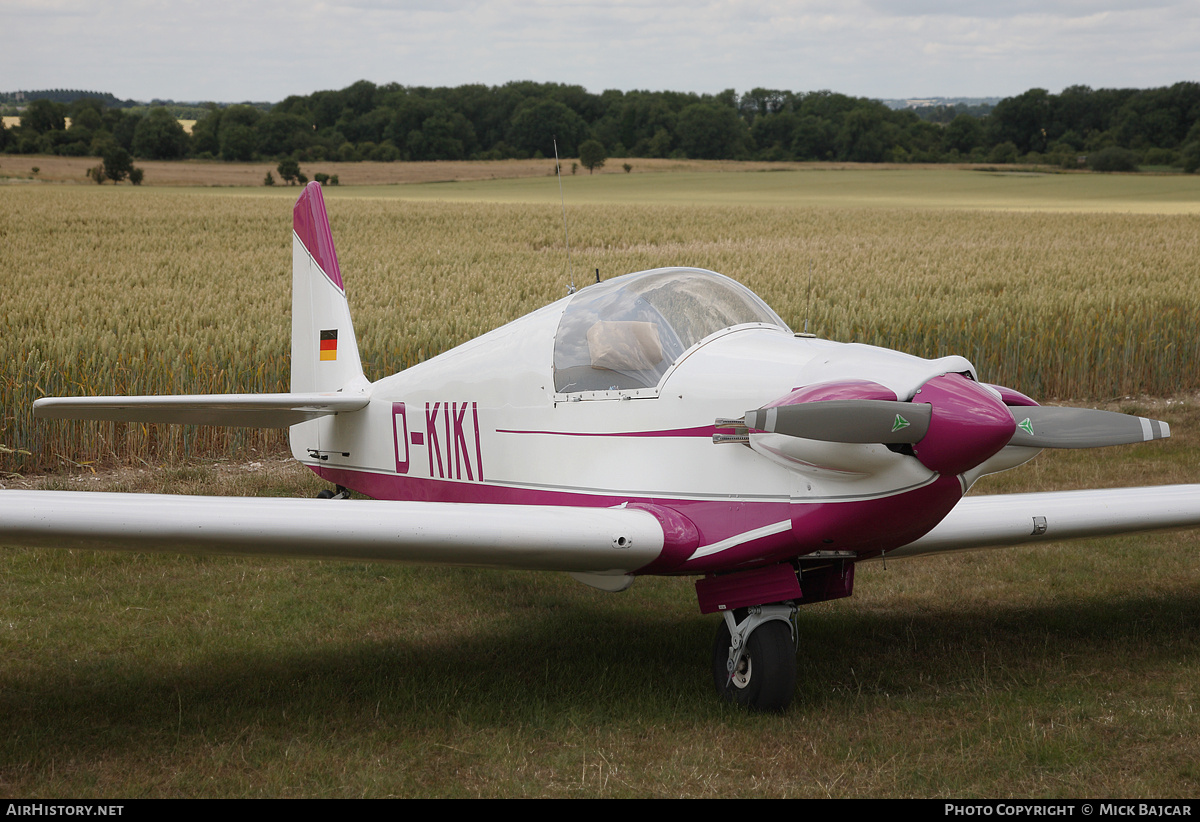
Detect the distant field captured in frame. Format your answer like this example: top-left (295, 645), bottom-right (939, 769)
top-left (5, 156), bottom-right (1199, 215)
top-left (0, 155), bottom-right (856, 187)
top-left (365, 167), bottom-right (1200, 214)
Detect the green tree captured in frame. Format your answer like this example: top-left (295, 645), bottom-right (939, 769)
top-left (987, 88), bottom-right (1052, 154)
top-left (102, 145), bottom-right (133, 183)
top-left (750, 111), bottom-right (798, 159)
top-left (1180, 122), bottom-right (1200, 173)
top-left (68, 99), bottom-right (104, 132)
top-left (790, 115), bottom-right (836, 160)
top-left (987, 141), bottom-right (1020, 164)
top-left (22, 99), bottom-right (66, 134)
top-left (1182, 142), bottom-right (1200, 173)
top-left (219, 124), bottom-right (257, 161)
top-left (256, 112), bottom-right (313, 157)
top-left (277, 157), bottom-right (300, 185)
top-left (131, 107), bottom-right (189, 159)
top-left (676, 103), bottom-right (749, 159)
top-left (1088, 146), bottom-right (1139, 172)
top-left (943, 114), bottom-right (984, 154)
top-left (406, 109), bottom-right (476, 160)
top-left (507, 99), bottom-right (589, 157)
top-left (190, 105), bottom-right (222, 156)
top-left (217, 105), bottom-right (262, 161)
top-left (578, 139), bottom-right (607, 173)
top-left (834, 105), bottom-right (890, 162)
top-left (111, 111), bottom-right (141, 152)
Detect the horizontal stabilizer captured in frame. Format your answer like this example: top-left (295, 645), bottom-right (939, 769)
top-left (33, 393), bottom-right (369, 428)
top-left (890, 484), bottom-right (1200, 558)
top-left (0, 492), bottom-right (665, 574)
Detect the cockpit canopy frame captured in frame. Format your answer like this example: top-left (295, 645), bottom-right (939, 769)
top-left (552, 267), bottom-right (791, 399)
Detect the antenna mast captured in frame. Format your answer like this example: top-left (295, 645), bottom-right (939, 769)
top-left (798, 259), bottom-right (817, 338)
top-left (554, 138), bottom-right (575, 294)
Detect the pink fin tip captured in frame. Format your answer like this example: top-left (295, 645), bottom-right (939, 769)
top-left (293, 181), bottom-right (344, 292)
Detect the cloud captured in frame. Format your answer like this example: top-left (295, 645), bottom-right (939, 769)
top-left (2, 0), bottom-right (1196, 102)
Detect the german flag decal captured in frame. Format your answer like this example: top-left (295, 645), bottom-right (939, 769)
top-left (320, 329), bottom-right (338, 361)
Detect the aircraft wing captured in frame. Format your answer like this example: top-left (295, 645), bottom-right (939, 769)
top-left (33, 393), bottom-right (368, 428)
top-left (5, 484), bottom-right (1200, 578)
top-left (0, 491), bottom-right (664, 575)
top-left (891, 484), bottom-right (1200, 558)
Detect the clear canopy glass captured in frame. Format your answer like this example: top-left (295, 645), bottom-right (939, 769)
top-left (552, 268), bottom-right (790, 393)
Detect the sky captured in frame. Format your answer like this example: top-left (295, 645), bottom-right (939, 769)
top-left (4, 0), bottom-right (1198, 104)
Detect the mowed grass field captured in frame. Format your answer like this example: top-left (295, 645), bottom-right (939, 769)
top-left (2, 168), bottom-right (1200, 797)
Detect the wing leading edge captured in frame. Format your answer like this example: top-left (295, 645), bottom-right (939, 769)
top-left (891, 484), bottom-right (1200, 558)
top-left (0, 491), bottom-right (665, 574)
top-left (6, 485), bottom-right (1200, 573)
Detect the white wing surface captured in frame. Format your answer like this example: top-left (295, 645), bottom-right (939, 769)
top-left (33, 393), bottom-right (368, 428)
top-left (892, 484), bottom-right (1200, 558)
top-left (0, 491), bottom-right (664, 573)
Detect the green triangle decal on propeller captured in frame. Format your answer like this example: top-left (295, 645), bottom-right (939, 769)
top-left (891, 414), bottom-right (910, 432)
top-left (1007, 406), bottom-right (1170, 448)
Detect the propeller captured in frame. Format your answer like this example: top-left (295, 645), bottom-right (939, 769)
top-left (743, 401), bottom-right (931, 444)
top-left (1007, 406), bottom-right (1169, 448)
top-left (727, 375), bottom-right (1171, 477)
top-left (743, 400), bottom-right (1169, 450)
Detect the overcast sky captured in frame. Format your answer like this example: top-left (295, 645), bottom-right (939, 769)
top-left (5, 1), bottom-right (1198, 104)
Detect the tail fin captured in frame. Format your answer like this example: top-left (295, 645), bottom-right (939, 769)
top-left (291, 181), bottom-right (365, 394)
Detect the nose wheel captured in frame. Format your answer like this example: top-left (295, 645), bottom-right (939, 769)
top-left (711, 605), bottom-right (797, 712)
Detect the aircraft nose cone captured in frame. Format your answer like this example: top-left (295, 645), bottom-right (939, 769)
top-left (911, 374), bottom-right (1015, 477)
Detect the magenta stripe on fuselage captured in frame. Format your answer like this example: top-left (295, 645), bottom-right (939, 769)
top-left (312, 465), bottom-right (964, 577)
top-left (496, 425), bottom-right (719, 438)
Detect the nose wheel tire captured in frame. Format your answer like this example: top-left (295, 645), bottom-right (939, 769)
top-left (711, 616), bottom-right (797, 712)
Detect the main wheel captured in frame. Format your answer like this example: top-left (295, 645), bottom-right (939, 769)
top-left (711, 617), bottom-right (797, 712)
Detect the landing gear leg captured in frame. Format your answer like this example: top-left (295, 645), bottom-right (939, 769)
top-left (711, 604), bottom-right (797, 712)
top-left (315, 485), bottom-right (350, 500)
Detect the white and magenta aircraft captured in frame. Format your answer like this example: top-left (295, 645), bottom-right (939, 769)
top-left (5, 182), bottom-right (1200, 711)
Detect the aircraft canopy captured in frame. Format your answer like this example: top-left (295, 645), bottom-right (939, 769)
top-left (553, 267), bottom-right (789, 393)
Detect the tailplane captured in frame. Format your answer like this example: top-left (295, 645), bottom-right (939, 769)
top-left (33, 182), bottom-right (370, 434)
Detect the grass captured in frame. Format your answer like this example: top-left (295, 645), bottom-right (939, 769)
top-left (0, 155), bottom-right (870, 187)
top-left (2, 169), bottom-right (1200, 796)
top-left (3, 451), bottom-right (1198, 797)
top-left (358, 167), bottom-right (1200, 213)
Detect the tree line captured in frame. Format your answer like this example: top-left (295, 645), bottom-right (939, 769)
top-left (3, 81), bottom-right (1199, 171)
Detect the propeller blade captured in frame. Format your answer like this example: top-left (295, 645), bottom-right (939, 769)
top-left (1008, 406), bottom-right (1170, 449)
top-left (744, 400), bottom-right (932, 444)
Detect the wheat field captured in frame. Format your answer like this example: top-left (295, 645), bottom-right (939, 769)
top-left (2, 175), bottom-right (1199, 472)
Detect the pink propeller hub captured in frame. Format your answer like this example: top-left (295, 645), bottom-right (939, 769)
top-left (912, 374), bottom-right (1015, 476)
